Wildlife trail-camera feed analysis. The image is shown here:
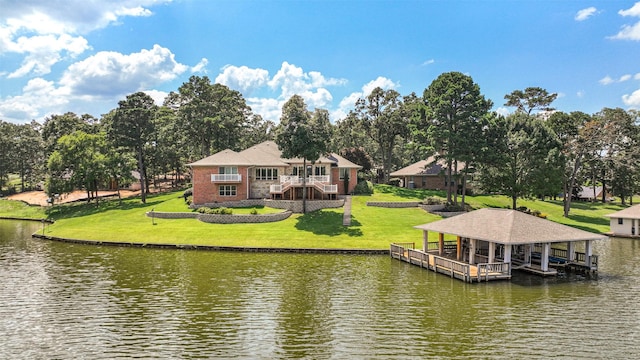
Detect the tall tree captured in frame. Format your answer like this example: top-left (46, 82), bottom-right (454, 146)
top-left (42, 112), bottom-right (98, 156)
top-left (164, 76), bottom-right (253, 159)
top-left (275, 95), bottom-right (331, 213)
top-left (355, 87), bottom-right (408, 184)
top-left (109, 92), bottom-right (157, 203)
top-left (478, 114), bottom-right (563, 209)
top-left (47, 131), bottom-right (107, 205)
top-left (421, 72), bottom-right (493, 205)
top-left (548, 111), bottom-right (596, 216)
top-left (504, 87), bottom-right (557, 115)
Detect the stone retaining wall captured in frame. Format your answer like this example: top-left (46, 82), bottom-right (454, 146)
top-left (147, 210), bottom-right (292, 224)
top-left (192, 199), bottom-right (344, 214)
top-left (366, 201), bottom-right (421, 208)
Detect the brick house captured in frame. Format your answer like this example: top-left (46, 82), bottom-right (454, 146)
top-left (390, 156), bottom-right (462, 191)
top-left (188, 141), bottom-right (362, 205)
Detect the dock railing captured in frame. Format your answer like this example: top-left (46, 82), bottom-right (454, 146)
top-left (477, 262), bottom-right (511, 282)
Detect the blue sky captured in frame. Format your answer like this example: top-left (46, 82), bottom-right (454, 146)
top-left (2, 0), bottom-right (640, 124)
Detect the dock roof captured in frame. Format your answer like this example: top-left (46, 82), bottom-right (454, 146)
top-left (605, 204), bottom-right (640, 219)
top-left (415, 208), bottom-right (607, 245)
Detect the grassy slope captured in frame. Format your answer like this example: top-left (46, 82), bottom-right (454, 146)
top-left (0, 184), bottom-right (630, 249)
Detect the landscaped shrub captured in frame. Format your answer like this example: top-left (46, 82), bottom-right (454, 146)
top-left (196, 207), bottom-right (233, 215)
top-left (388, 178), bottom-right (401, 187)
top-left (422, 196), bottom-right (444, 205)
top-left (250, 208), bottom-right (258, 215)
top-left (353, 181), bottom-right (374, 195)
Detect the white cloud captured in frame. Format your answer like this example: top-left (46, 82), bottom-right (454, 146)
top-left (577, 90), bottom-right (585, 98)
top-left (1, 0), bottom-right (169, 77)
top-left (144, 89), bottom-right (168, 106)
top-left (362, 76), bottom-right (399, 96)
top-left (495, 107), bottom-right (510, 117)
top-left (7, 34), bottom-right (90, 78)
top-left (575, 7), bottom-right (597, 21)
top-left (599, 76), bottom-right (615, 85)
top-left (611, 2), bottom-right (640, 40)
top-left (610, 21), bottom-right (640, 40)
top-left (246, 97), bottom-right (284, 123)
top-left (268, 61), bottom-right (347, 100)
top-left (331, 77), bottom-right (400, 122)
top-left (619, 2), bottom-right (640, 17)
top-left (622, 88), bottom-right (640, 107)
top-left (0, 78), bottom-right (69, 123)
top-left (620, 74), bottom-right (633, 82)
top-left (422, 59), bottom-right (435, 66)
top-left (191, 58), bottom-right (208, 73)
top-left (59, 44), bottom-right (188, 98)
top-left (215, 65), bottom-right (270, 93)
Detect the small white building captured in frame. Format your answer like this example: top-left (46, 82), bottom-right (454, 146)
top-left (605, 204), bottom-right (640, 237)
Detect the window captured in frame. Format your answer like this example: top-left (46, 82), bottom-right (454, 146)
top-left (314, 166), bottom-right (327, 176)
top-left (219, 166), bottom-right (238, 175)
top-left (339, 168), bottom-right (349, 180)
top-left (256, 168), bottom-right (278, 180)
top-left (219, 185), bottom-right (237, 197)
top-left (618, 218), bottom-right (624, 225)
top-left (292, 166), bottom-right (305, 176)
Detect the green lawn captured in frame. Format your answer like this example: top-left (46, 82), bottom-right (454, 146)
top-left (0, 184), bottom-right (629, 249)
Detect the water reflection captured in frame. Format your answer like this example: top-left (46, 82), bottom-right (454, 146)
top-left (2, 220), bottom-right (640, 359)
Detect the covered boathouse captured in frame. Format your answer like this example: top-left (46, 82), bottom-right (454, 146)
top-left (390, 208), bottom-right (608, 283)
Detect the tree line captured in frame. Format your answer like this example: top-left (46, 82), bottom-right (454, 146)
top-left (1, 72), bottom-right (639, 216)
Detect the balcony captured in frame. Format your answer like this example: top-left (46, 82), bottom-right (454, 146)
top-left (211, 174), bottom-right (242, 182)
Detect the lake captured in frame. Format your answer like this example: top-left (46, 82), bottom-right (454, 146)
top-left (2, 219), bottom-right (640, 359)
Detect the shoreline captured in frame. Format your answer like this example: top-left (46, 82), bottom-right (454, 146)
top-left (30, 232), bottom-right (388, 255)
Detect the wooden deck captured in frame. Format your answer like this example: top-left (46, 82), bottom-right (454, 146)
top-left (390, 244), bottom-right (511, 283)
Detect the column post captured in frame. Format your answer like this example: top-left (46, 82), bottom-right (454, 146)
top-left (488, 242), bottom-right (496, 263)
top-left (567, 241), bottom-right (575, 262)
top-left (503, 244), bottom-right (512, 263)
top-left (438, 233), bottom-right (444, 256)
top-left (541, 243), bottom-right (550, 271)
top-left (457, 236), bottom-right (462, 261)
top-left (469, 239), bottom-right (476, 264)
top-left (422, 230), bottom-right (428, 252)
top-left (585, 240), bottom-right (593, 267)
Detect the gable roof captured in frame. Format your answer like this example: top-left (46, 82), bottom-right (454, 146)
top-left (187, 141), bottom-right (362, 169)
top-left (390, 156), bottom-right (457, 177)
top-left (239, 141), bottom-right (289, 167)
top-left (605, 204), bottom-right (640, 219)
top-left (187, 149), bottom-right (252, 167)
top-left (576, 185), bottom-right (603, 199)
top-left (414, 208), bottom-right (607, 245)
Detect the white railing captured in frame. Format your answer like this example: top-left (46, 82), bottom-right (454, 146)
top-left (477, 262), bottom-right (511, 282)
top-left (308, 175), bottom-right (330, 183)
top-left (211, 174), bottom-right (241, 182)
top-left (318, 184), bottom-right (338, 193)
top-left (270, 184), bottom-right (283, 193)
top-left (280, 175), bottom-right (302, 185)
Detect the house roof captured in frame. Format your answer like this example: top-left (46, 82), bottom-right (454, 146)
top-left (239, 141), bottom-right (289, 167)
top-left (390, 156), bottom-right (455, 177)
top-left (414, 208), bottom-right (607, 245)
top-left (187, 141), bottom-right (362, 169)
top-left (187, 149), bottom-right (252, 167)
top-left (605, 204), bottom-right (640, 219)
top-left (577, 185), bottom-right (603, 199)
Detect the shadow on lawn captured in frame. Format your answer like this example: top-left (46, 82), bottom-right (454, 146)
top-left (375, 184), bottom-right (444, 199)
top-left (45, 195), bottom-right (168, 220)
top-left (295, 210), bottom-right (363, 237)
top-left (566, 213), bottom-right (610, 234)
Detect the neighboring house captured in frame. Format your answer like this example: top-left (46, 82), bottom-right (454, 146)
top-left (390, 156), bottom-right (461, 190)
top-left (605, 204), bottom-right (640, 237)
top-left (188, 141), bottom-right (362, 205)
top-left (574, 185), bottom-right (612, 202)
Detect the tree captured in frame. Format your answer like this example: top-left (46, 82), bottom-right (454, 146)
top-left (109, 92), bottom-right (157, 203)
top-left (42, 112), bottom-right (98, 156)
top-left (47, 131), bottom-right (108, 205)
top-left (355, 87), bottom-right (409, 184)
top-left (14, 121), bottom-right (45, 192)
top-left (421, 72), bottom-right (493, 205)
top-left (548, 111), bottom-right (595, 216)
top-left (164, 76), bottom-right (253, 159)
top-left (275, 95), bottom-right (331, 213)
top-left (504, 87), bottom-right (557, 115)
top-left (478, 113), bottom-right (563, 209)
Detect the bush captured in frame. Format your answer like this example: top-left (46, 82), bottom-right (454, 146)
top-left (196, 207), bottom-right (233, 215)
top-left (422, 196), bottom-right (444, 205)
top-left (388, 178), bottom-right (401, 187)
top-left (250, 208), bottom-right (258, 215)
top-left (353, 181), bottom-right (374, 195)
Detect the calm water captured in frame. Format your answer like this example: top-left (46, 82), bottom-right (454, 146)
top-left (2, 219), bottom-right (640, 359)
